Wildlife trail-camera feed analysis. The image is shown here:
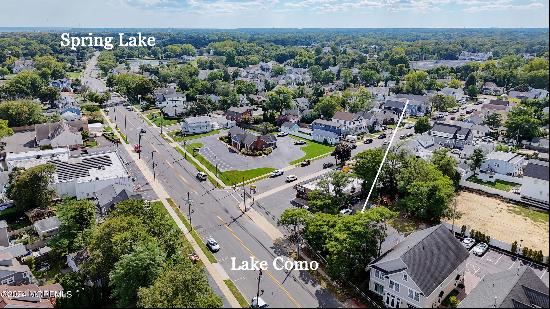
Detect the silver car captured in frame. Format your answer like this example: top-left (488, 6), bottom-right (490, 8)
top-left (472, 242), bottom-right (489, 256)
top-left (206, 238), bottom-right (220, 252)
top-left (462, 237), bottom-right (475, 250)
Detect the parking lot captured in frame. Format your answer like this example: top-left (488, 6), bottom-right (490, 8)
top-left (465, 248), bottom-right (549, 289)
top-left (191, 132), bottom-right (306, 172)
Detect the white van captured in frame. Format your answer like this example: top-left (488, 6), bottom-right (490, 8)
top-left (345, 135), bottom-right (357, 143)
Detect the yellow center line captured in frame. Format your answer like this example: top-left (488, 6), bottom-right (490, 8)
top-left (216, 216), bottom-right (302, 308)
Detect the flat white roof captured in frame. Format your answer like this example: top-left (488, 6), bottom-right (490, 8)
top-left (5, 148), bottom-right (70, 170)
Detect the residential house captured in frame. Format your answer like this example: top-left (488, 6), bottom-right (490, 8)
top-left (34, 121), bottom-right (83, 149)
top-left (523, 137), bottom-right (549, 153)
top-left (520, 160), bottom-right (549, 206)
top-left (508, 89), bottom-right (549, 101)
top-left (439, 87), bottom-right (466, 103)
top-left (0, 252), bottom-right (32, 286)
top-left (481, 151), bottom-right (525, 177)
top-left (294, 176), bottom-right (362, 201)
top-left (94, 184), bottom-right (141, 218)
top-left (430, 122), bottom-right (472, 149)
top-left (11, 59), bottom-right (34, 73)
top-left (33, 216), bottom-right (61, 239)
top-left (368, 225), bottom-right (469, 309)
top-left (161, 105), bottom-right (187, 118)
top-left (0, 283), bottom-right (63, 308)
top-left (458, 51), bottom-right (493, 61)
top-left (331, 111), bottom-right (369, 135)
top-left (154, 88), bottom-right (186, 109)
top-left (458, 267), bottom-right (548, 308)
top-left (66, 249), bottom-right (89, 273)
top-left (311, 119), bottom-right (346, 145)
top-left (181, 116), bottom-right (214, 134)
top-left (482, 82), bottom-right (505, 96)
top-left (226, 107), bottom-right (253, 123)
top-left (60, 106), bottom-right (81, 121)
top-left (391, 95), bottom-right (431, 117)
top-left (50, 78), bottom-right (71, 91)
top-left (280, 109), bottom-right (302, 124)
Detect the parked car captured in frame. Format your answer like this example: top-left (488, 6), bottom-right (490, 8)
top-left (251, 297), bottom-right (269, 308)
top-left (382, 140), bottom-right (390, 146)
top-left (378, 133), bottom-right (387, 139)
top-left (139, 128), bottom-right (147, 134)
top-left (472, 242), bottom-right (489, 256)
top-left (286, 175), bottom-right (298, 182)
top-left (205, 238), bottom-right (220, 252)
top-left (294, 140), bottom-right (306, 145)
top-left (300, 160), bottom-right (311, 167)
top-left (364, 138), bottom-right (373, 144)
top-left (323, 162), bottom-right (334, 169)
top-left (196, 172), bottom-right (208, 181)
top-left (462, 237), bottom-right (476, 250)
top-left (270, 170), bottom-right (284, 178)
top-left (339, 208), bottom-right (353, 215)
top-left (277, 132), bottom-right (288, 137)
top-left (126, 106), bottom-right (133, 111)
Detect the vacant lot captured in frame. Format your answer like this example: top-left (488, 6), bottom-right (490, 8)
top-left (447, 191), bottom-right (549, 255)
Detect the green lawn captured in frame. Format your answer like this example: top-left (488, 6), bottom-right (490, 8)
top-left (115, 127), bottom-right (129, 144)
top-left (467, 176), bottom-right (519, 192)
top-left (67, 71), bottom-right (82, 79)
top-left (147, 113), bottom-right (180, 126)
top-left (224, 279), bottom-right (249, 308)
top-left (84, 140), bottom-right (98, 148)
top-left (183, 142), bottom-right (274, 186)
top-left (508, 206), bottom-right (549, 225)
top-left (289, 137), bottom-right (335, 165)
top-left (166, 199), bottom-right (218, 263)
top-left (168, 129), bottom-right (220, 142)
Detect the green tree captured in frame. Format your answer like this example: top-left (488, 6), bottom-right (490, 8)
top-left (55, 198), bottom-right (96, 253)
top-left (403, 71), bottom-right (429, 94)
top-left (110, 242), bottom-right (165, 307)
top-left (6, 164), bottom-right (56, 213)
top-left (431, 148), bottom-right (461, 188)
top-left (484, 113), bottom-right (502, 130)
top-left (0, 119), bottom-right (14, 140)
top-left (466, 85), bottom-right (478, 99)
top-left (331, 142), bottom-right (352, 164)
top-left (354, 148), bottom-right (384, 194)
top-left (3, 71), bottom-right (45, 99)
top-left (505, 105), bottom-right (542, 143)
top-left (266, 86), bottom-right (294, 115)
top-left (468, 148), bottom-right (486, 176)
top-left (0, 100), bottom-right (44, 127)
top-left (430, 94), bottom-right (458, 112)
top-left (414, 116), bottom-right (431, 134)
top-left (271, 64), bottom-right (285, 76)
top-left (308, 171), bottom-right (352, 214)
top-left (0, 67), bottom-right (9, 79)
top-left (97, 52), bottom-right (117, 75)
top-left (137, 260), bottom-right (222, 308)
top-left (347, 87), bottom-right (374, 113)
top-left (448, 79), bottom-right (462, 89)
top-left (38, 85), bottom-right (60, 104)
top-left (314, 95), bottom-right (341, 118)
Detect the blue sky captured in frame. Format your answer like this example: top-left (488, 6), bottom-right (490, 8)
top-left (1, 0), bottom-right (548, 28)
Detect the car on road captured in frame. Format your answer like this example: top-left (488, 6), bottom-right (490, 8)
top-left (251, 297), bottom-right (269, 308)
top-left (472, 242), bottom-right (489, 256)
top-left (339, 208), bottom-right (353, 215)
top-left (196, 172), bottom-right (208, 181)
top-left (277, 132), bottom-right (288, 137)
top-left (364, 138), bottom-right (373, 144)
top-left (323, 162), bottom-right (335, 169)
top-left (300, 160), bottom-right (311, 167)
top-left (294, 140), bottom-right (307, 145)
top-left (205, 238), bottom-right (220, 252)
top-left (126, 106), bottom-right (133, 111)
top-left (378, 133), bottom-right (387, 139)
top-left (462, 237), bottom-right (476, 250)
top-left (139, 128), bottom-right (147, 134)
top-left (382, 140), bottom-right (390, 146)
top-left (286, 175), bottom-right (298, 182)
top-left (270, 170), bottom-right (284, 178)
top-left (405, 124), bottom-right (414, 129)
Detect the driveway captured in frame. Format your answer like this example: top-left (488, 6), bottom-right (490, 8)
top-left (192, 133), bottom-right (305, 172)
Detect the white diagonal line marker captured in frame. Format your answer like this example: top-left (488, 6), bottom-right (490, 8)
top-left (361, 99), bottom-right (410, 212)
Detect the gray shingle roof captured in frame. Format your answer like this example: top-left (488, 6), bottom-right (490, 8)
top-left (523, 160), bottom-right (549, 181)
top-left (432, 122), bottom-right (460, 135)
top-left (370, 225), bottom-right (469, 296)
top-left (458, 267), bottom-right (549, 308)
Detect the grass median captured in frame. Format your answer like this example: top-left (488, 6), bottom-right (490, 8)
top-left (224, 279), bottom-right (249, 308)
top-left (289, 137), bottom-right (334, 165)
top-left (168, 129), bottom-right (220, 142)
top-left (166, 198), bottom-right (218, 264)
top-left (115, 127), bottom-right (129, 144)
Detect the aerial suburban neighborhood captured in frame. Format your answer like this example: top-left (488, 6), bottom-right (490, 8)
top-left (0, 1), bottom-right (548, 308)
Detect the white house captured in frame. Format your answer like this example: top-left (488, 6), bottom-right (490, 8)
top-left (368, 225), bottom-right (469, 309)
top-left (481, 151), bottom-right (525, 177)
top-left (331, 111), bottom-right (369, 135)
top-left (520, 160), bottom-right (549, 206)
top-left (181, 116), bottom-right (214, 134)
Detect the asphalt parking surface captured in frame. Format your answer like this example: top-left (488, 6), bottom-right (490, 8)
top-left (465, 248), bottom-right (549, 287)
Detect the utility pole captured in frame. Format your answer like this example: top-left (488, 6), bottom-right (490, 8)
top-left (160, 115), bottom-right (163, 135)
top-left (242, 177), bottom-right (246, 212)
top-left (186, 192), bottom-right (194, 230)
top-left (152, 150), bottom-right (156, 179)
top-left (124, 115), bottom-right (127, 131)
top-left (138, 133), bottom-right (142, 159)
top-left (255, 269), bottom-right (264, 307)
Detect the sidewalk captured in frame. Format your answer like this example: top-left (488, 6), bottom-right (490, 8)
top-left (101, 110), bottom-right (241, 308)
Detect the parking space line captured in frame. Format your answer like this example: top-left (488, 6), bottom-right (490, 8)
top-left (539, 269), bottom-right (547, 279)
top-left (508, 260), bottom-right (517, 270)
top-left (494, 253), bottom-right (504, 265)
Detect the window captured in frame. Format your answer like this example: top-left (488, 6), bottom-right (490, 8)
top-left (389, 280), bottom-right (400, 293)
top-left (408, 289), bottom-right (414, 299)
top-left (403, 273), bottom-right (408, 282)
top-left (408, 289), bottom-right (420, 302)
top-left (374, 269), bottom-right (385, 280)
top-left (374, 283), bottom-right (384, 295)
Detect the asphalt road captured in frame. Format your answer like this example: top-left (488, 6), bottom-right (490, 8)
top-left (81, 52), bottom-right (108, 92)
top-left (109, 106), bottom-right (342, 308)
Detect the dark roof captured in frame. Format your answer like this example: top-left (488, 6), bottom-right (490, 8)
top-left (490, 99), bottom-right (510, 107)
top-left (458, 267), bottom-right (549, 308)
top-left (35, 122), bottom-right (64, 141)
top-left (333, 111), bottom-right (356, 121)
top-left (523, 160), bottom-right (549, 181)
top-left (261, 134), bottom-right (277, 143)
top-left (95, 184), bottom-right (140, 212)
top-left (228, 126), bottom-right (246, 137)
top-left (431, 122), bottom-right (460, 135)
top-left (371, 225), bottom-right (469, 296)
top-left (384, 100), bottom-right (406, 110)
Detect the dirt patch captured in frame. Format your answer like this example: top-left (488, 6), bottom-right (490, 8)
top-left (446, 191), bottom-right (549, 255)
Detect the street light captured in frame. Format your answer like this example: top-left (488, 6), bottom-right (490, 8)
top-left (152, 150), bottom-right (156, 179)
top-left (254, 269), bottom-right (264, 308)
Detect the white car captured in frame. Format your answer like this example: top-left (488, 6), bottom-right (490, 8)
top-left (270, 170), bottom-right (284, 178)
top-left (462, 237), bottom-right (475, 250)
top-left (205, 238), bottom-right (220, 252)
top-left (339, 208), bottom-right (353, 215)
top-left (286, 175), bottom-right (298, 182)
top-left (472, 242), bottom-right (489, 256)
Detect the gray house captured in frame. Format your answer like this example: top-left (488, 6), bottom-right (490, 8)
top-left (0, 252), bottom-right (32, 286)
top-left (368, 225), bottom-right (469, 308)
top-left (458, 267), bottom-right (548, 308)
top-left (431, 122), bottom-right (472, 149)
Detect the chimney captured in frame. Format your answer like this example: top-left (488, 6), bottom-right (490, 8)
top-left (0, 220), bottom-right (10, 247)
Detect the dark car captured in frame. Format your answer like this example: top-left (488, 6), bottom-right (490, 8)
top-left (378, 133), bottom-right (387, 139)
top-left (364, 138), bottom-right (373, 144)
top-left (301, 159), bottom-right (311, 167)
top-left (294, 140), bottom-right (306, 145)
top-left (323, 162), bottom-right (334, 169)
